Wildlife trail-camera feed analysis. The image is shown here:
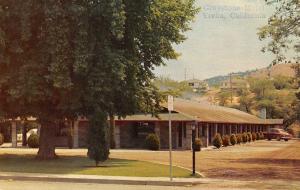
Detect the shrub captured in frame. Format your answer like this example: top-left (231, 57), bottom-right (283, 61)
top-left (145, 134), bottom-right (160, 151)
top-left (251, 132), bottom-right (257, 141)
top-left (242, 133), bottom-right (248, 143)
top-left (27, 134), bottom-right (39, 148)
top-left (222, 135), bottom-right (230, 147)
top-left (256, 132), bottom-right (260, 140)
top-left (230, 134), bottom-right (237, 145)
top-left (259, 132), bottom-right (265, 139)
top-left (247, 132), bottom-right (252, 142)
top-left (236, 134), bottom-right (242, 144)
top-left (0, 133), bottom-right (4, 146)
top-left (194, 138), bottom-right (202, 151)
top-left (212, 133), bottom-right (222, 149)
top-left (87, 114), bottom-right (110, 166)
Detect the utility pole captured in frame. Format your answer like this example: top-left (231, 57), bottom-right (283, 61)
top-left (168, 95), bottom-right (174, 181)
top-left (191, 124), bottom-right (196, 176)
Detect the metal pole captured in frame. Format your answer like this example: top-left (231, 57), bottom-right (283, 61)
top-left (192, 127), bottom-right (196, 176)
top-left (169, 110), bottom-right (173, 181)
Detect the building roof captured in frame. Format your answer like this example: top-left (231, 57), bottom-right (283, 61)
top-left (162, 98), bottom-right (283, 125)
top-left (115, 98), bottom-right (283, 125)
top-left (115, 113), bottom-right (193, 122)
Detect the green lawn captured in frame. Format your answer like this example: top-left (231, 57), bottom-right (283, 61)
top-left (0, 154), bottom-right (191, 177)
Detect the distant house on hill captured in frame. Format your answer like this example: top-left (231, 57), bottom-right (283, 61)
top-left (186, 79), bottom-right (209, 92)
top-left (220, 78), bottom-right (250, 91)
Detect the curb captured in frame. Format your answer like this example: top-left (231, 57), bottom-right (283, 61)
top-left (0, 173), bottom-right (204, 187)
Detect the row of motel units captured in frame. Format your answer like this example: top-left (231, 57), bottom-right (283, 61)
top-left (4, 99), bottom-right (283, 149)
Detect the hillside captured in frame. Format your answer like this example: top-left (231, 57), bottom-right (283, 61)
top-left (205, 63), bottom-right (296, 86)
top-left (249, 63), bottom-right (295, 78)
top-left (204, 70), bottom-right (255, 87)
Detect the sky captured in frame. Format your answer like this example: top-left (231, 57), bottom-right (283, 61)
top-left (154, 0), bottom-right (276, 81)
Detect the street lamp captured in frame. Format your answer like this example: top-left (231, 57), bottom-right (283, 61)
top-left (191, 124), bottom-right (196, 176)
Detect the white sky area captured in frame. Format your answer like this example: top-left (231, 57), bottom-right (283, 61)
top-left (154, 0), bottom-right (276, 81)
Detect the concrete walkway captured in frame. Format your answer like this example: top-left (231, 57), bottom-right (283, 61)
top-left (0, 172), bottom-right (207, 187)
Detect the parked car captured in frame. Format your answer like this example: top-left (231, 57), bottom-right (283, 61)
top-left (264, 128), bottom-right (292, 141)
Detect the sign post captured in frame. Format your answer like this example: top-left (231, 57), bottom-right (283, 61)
top-left (168, 95), bottom-right (174, 181)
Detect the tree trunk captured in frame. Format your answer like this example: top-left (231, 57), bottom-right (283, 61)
top-left (37, 122), bottom-right (57, 160)
top-left (109, 114), bottom-right (115, 149)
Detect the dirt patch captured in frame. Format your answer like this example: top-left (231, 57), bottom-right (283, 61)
top-left (111, 140), bottom-right (300, 181)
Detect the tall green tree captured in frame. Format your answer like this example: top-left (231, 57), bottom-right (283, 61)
top-left (238, 90), bottom-right (254, 113)
top-left (258, 0), bottom-right (299, 64)
top-left (249, 78), bottom-right (275, 100)
top-left (258, 0), bottom-right (299, 125)
top-left (0, 0), bottom-right (198, 160)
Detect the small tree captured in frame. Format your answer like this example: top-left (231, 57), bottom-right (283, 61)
top-left (87, 112), bottom-right (110, 167)
top-left (230, 134), bottom-right (237, 145)
top-left (251, 132), bottom-right (257, 141)
top-left (242, 133), bottom-right (248, 143)
top-left (28, 134), bottom-right (39, 148)
top-left (213, 133), bottom-right (222, 149)
top-left (222, 135), bottom-right (230, 147)
top-left (236, 134), bottom-right (242, 144)
top-left (247, 132), bottom-right (252, 143)
top-left (259, 132), bottom-right (265, 140)
top-left (194, 138), bottom-right (202, 151)
top-left (145, 134), bottom-right (160, 151)
top-left (256, 132), bottom-right (260, 140)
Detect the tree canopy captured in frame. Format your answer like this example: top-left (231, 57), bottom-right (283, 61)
top-left (258, 0), bottom-right (299, 64)
top-left (0, 0), bottom-right (198, 159)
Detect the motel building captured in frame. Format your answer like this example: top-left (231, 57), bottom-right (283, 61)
top-left (0, 99), bottom-right (283, 150)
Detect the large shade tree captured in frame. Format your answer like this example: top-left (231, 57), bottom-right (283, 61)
top-left (0, 0), bottom-right (198, 160)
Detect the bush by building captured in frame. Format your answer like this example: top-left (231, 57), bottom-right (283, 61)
top-left (242, 133), bottom-right (248, 143)
top-left (222, 135), bottom-right (230, 147)
top-left (212, 133), bottom-right (222, 149)
top-left (236, 134), bottom-right (242, 144)
top-left (194, 138), bottom-right (202, 151)
top-left (251, 132), bottom-right (257, 141)
top-left (145, 134), bottom-right (160, 151)
top-left (247, 132), bottom-right (252, 142)
top-left (230, 134), bottom-right (237, 145)
top-left (27, 134), bottom-right (39, 148)
top-left (0, 133), bottom-right (4, 146)
top-left (256, 132), bottom-right (260, 140)
top-left (259, 132), bottom-right (265, 139)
